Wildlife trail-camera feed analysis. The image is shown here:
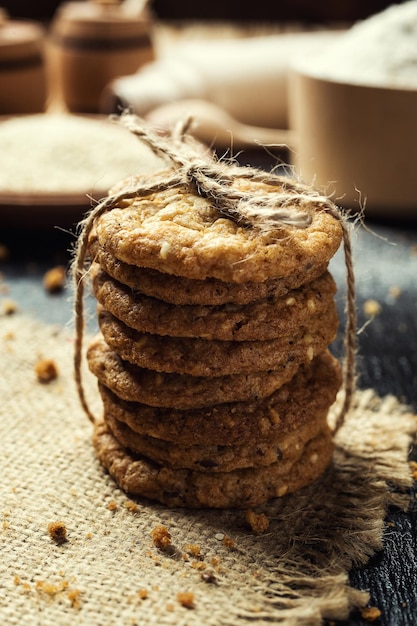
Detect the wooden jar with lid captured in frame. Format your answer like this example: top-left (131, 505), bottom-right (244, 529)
top-left (50, 0), bottom-right (155, 113)
top-left (0, 9), bottom-right (47, 114)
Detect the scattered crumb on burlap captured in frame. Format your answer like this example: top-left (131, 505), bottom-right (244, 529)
top-left (1, 313), bottom-right (415, 626)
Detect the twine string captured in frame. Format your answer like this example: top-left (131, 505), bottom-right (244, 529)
top-left (73, 114), bottom-right (356, 434)
top-left (334, 214), bottom-right (357, 433)
top-left (119, 112), bottom-right (335, 229)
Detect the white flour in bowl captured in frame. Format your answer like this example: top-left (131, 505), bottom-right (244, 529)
top-left (301, 0), bottom-right (417, 88)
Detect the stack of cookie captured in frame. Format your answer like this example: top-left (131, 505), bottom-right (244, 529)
top-left (86, 174), bottom-right (343, 508)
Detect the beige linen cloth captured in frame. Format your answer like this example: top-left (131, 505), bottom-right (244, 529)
top-left (1, 312), bottom-right (416, 626)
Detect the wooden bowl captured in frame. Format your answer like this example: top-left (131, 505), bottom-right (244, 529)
top-left (289, 68), bottom-right (417, 219)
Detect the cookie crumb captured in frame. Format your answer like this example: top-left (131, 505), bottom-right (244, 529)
top-left (409, 460), bottom-right (417, 481)
top-left (363, 299), bottom-right (381, 317)
top-left (67, 588), bottom-right (81, 608)
top-left (47, 521), bottom-right (67, 543)
top-left (177, 591), bottom-right (195, 609)
top-left (138, 588), bottom-right (148, 600)
top-left (184, 543), bottom-right (201, 557)
top-left (245, 509), bottom-right (270, 534)
top-left (124, 500), bottom-right (139, 513)
top-left (36, 579), bottom-right (69, 595)
top-left (107, 500), bottom-right (118, 511)
top-left (222, 535), bottom-right (236, 549)
top-left (360, 606), bottom-right (381, 622)
top-left (388, 285), bottom-right (401, 299)
top-left (151, 524), bottom-right (171, 549)
top-left (200, 570), bottom-right (217, 584)
top-left (43, 266), bottom-right (66, 293)
top-left (2, 298), bottom-right (17, 315)
top-left (35, 358), bottom-right (58, 383)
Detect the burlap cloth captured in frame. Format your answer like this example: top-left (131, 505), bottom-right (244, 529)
top-left (1, 313), bottom-right (416, 626)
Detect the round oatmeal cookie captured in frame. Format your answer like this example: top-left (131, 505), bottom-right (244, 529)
top-left (88, 234), bottom-right (329, 306)
top-left (94, 177), bottom-right (342, 284)
top-left (87, 336), bottom-right (305, 409)
top-left (102, 408), bottom-right (330, 472)
top-left (96, 351), bottom-right (342, 446)
top-left (92, 421), bottom-right (335, 508)
top-left (97, 306), bottom-right (339, 377)
top-left (92, 267), bottom-right (337, 341)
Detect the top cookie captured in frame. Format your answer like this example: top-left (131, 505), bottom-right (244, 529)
top-left (94, 176), bottom-right (342, 284)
